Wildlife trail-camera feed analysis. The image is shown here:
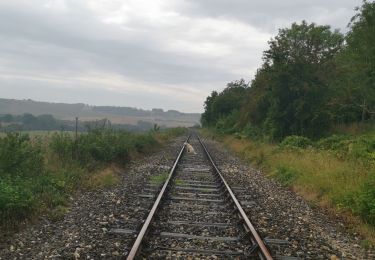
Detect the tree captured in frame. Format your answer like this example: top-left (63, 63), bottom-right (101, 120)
top-left (1, 114), bottom-right (14, 123)
top-left (244, 21), bottom-right (344, 140)
top-left (201, 79), bottom-right (248, 128)
top-left (21, 113), bottom-right (37, 125)
top-left (201, 91), bottom-right (218, 127)
top-left (335, 1), bottom-right (375, 122)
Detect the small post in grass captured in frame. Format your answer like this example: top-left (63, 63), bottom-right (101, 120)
top-left (75, 117), bottom-right (78, 159)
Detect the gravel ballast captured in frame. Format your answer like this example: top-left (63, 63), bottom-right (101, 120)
top-left (1, 134), bottom-right (374, 259)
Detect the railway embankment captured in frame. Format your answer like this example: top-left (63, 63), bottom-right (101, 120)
top-left (1, 133), bottom-right (373, 259)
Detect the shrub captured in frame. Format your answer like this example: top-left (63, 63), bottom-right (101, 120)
top-left (346, 173), bottom-right (375, 225)
top-left (316, 134), bottom-right (375, 162)
top-left (215, 110), bottom-right (240, 134)
top-left (1, 127), bottom-right (184, 231)
top-left (272, 165), bottom-right (299, 186)
top-left (315, 134), bottom-right (350, 150)
top-left (50, 129), bottom-right (143, 166)
top-left (242, 123), bottom-right (262, 139)
top-left (280, 135), bottom-right (313, 149)
top-left (0, 133), bottom-right (44, 177)
top-left (0, 177), bottom-right (35, 222)
top-left (348, 135), bottom-right (375, 162)
top-left (49, 132), bottom-right (74, 162)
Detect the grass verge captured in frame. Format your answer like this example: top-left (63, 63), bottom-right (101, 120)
top-left (201, 128), bottom-right (375, 247)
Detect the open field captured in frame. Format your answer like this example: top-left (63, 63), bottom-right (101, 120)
top-left (0, 131), bottom-right (75, 138)
top-left (74, 115), bottom-right (196, 127)
top-left (0, 98), bottom-right (201, 128)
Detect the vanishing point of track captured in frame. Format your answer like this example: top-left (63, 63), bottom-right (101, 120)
top-left (126, 133), bottom-right (273, 259)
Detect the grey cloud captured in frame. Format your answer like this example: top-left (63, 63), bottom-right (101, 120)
top-left (180, 0), bottom-right (359, 32)
top-left (0, 2), bottom-right (234, 86)
top-left (0, 0), bottom-right (362, 112)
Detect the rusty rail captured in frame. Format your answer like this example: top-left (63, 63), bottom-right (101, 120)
top-left (197, 135), bottom-right (273, 260)
top-left (126, 135), bottom-right (190, 259)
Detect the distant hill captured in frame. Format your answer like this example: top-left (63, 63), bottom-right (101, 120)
top-left (0, 98), bottom-right (201, 127)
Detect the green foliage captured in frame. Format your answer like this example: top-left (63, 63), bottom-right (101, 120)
top-left (272, 166), bottom-right (299, 186)
top-left (201, 79), bottom-right (248, 127)
top-left (149, 172), bottom-right (169, 185)
top-left (333, 1), bottom-right (375, 123)
top-left (344, 173), bottom-right (375, 225)
top-left (280, 135), bottom-right (313, 149)
top-left (241, 123), bottom-right (262, 139)
top-left (0, 177), bottom-right (36, 222)
top-left (249, 21), bottom-right (344, 140)
top-left (356, 174), bottom-right (375, 225)
top-left (0, 133), bottom-right (44, 177)
top-left (0, 132), bottom-right (75, 226)
top-left (215, 110), bottom-right (241, 134)
top-left (0, 127), bottom-right (185, 231)
top-left (50, 129), bottom-right (158, 167)
top-left (0, 172), bottom-right (71, 226)
top-left (316, 133), bottom-right (375, 162)
top-left (49, 132), bottom-right (74, 161)
top-left (202, 1), bottom-right (375, 140)
top-left (315, 135), bottom-right (349, 150)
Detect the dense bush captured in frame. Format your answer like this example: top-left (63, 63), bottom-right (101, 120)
top-left (280, 135), bottom-right (313, 149)
top-left (50, 129), bottom-right (158, 167)
top-left (0, 127), bottom-right (186, 230)
top-left (315, 135), bottom-right (349, 150)
top-left (49, 132), bottom-right (74, 161)
top-left (316, 134), bottom-right (375, 162)
top-left (0, 133), bottom-right (67, 226)
top-left (0, 177), bottom-right (36, 222)
top-left (355, 174), bottom-right (375, 225)
top-left (0, 133), bottom-right (44, 177)
top-left (341, 173), bottom-right (375, 225)
top-left (241, 123), bottom-right (263, 139)
top-left (215, 110), bottom-right (240, 134)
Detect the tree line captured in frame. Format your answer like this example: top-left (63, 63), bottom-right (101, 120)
top-left (201, 1), bottom-right (375, 141)
top-left (0, 113), bottom-right (160, 132)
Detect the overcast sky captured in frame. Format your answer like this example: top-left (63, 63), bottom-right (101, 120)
top-left (0, 0), bottom-right (361, 112)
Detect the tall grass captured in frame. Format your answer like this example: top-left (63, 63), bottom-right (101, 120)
top-left (202, 129), bottom-right (375, 245)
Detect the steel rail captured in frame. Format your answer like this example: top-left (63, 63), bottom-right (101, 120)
top-left (197, 134), bottom-right (273, 260)
top-left (126, 135), bottom-right (190, 260)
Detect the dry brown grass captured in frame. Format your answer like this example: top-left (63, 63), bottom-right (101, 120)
top-left (87, 165), bottom-right (121, 189)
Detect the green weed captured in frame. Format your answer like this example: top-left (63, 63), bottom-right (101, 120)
top-left (280, 135), bottom-right (313, 149)
top-left (272, 166), bottom-right (299, 186)
top-left (149, 172), bottom-right (169, 185)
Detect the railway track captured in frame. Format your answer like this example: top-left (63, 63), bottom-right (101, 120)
top-left (124, 133), bottom-right (277, 259)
